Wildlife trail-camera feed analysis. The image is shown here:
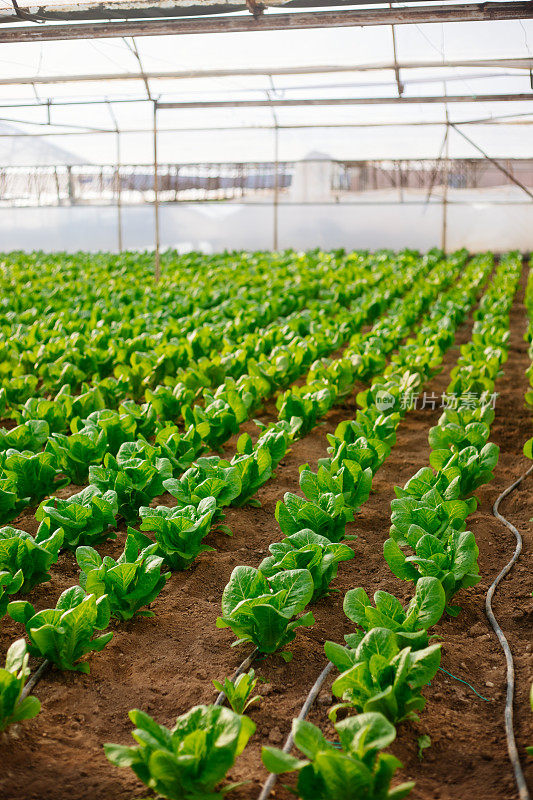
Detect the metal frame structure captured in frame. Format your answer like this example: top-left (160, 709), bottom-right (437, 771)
top-left (0, 1), bottom-right (532, 276)
top-left (0, 3), bottom-right (532, 42)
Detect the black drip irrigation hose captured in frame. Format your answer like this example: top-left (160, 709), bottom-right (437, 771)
top-left (257, 661), bottom-right (333, 800)
top-left (21, 658), bottom-right (51, 701)
top-left (488, 463), bottom-right (533, 800)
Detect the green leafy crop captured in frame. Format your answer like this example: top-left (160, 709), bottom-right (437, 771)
top-left (105, 704), bottom-right (255, 799)
top-left (36, 485), bottom-right (118, 548)
top-left (259, 530), bottom-right (354, 602)
top-left (0, 525), bottom-right (63, 595)
top-left (76, 533), bottom-right (170, 621)
top-left (325, 577), bottom-right (445, 670)
top-left (330, 627), bottom-right (441, 724)
top-left (0, 639), bottom-right (41, 731)
top-left (216, 566), bottom-right (315, 658)
top-left (138, 497), bottom-right (218, 570)
top-left (212, 668), bottom-right (263, 715)
top-left (276, 491), bottom-right (354, 543)
top-left (262, 712), bottom-right (414, 800)
top-left (8, 586), bottom-right (113, 673)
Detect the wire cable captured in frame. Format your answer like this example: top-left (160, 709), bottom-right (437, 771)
top-left (488, 463), bottom-right (533, 800)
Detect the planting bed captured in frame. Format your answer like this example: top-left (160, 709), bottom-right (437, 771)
top-left (0, 250), bottom-right (530, 800)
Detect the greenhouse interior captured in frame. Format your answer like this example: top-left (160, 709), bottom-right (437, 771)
top-left (0, 3), bottom-right (532, 800)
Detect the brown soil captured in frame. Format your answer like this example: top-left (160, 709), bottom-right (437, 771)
top-left (0, 268), bottom-right (532, 800)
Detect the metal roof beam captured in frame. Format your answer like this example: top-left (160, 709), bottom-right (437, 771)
top-left (0, 0), bottom-right (396, 25)
top-left (0, 3), bottom-right (532, 44)
top-left (1, 58), bottom-right (532, 86)
top-left (157, 94), bottom-right (533, 109)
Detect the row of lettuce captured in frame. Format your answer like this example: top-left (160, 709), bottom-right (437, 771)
top-left (260, 253), bottom-right (522, 798)
top-left (0, 248), bottom-right (452, 735)
top-left (0, 251), bottom-right (433, 522)
top-left (524, 258), bottom-right (533, 748)
top-left (95, 253), bottom-right (495, 798)
top-left (0, 250), bottom-right (470, 741)
top-left (524, 258), bottom-right (533, 461)
top-left (0, 251), bottom-right (454, 616)
top-left (101, 252), bottom-right (518, 800)
top-left (1, 251), bottom-right (521, 800)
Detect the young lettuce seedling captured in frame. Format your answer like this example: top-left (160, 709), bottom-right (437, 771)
top-left (212, 668), bottom-right (263, 715)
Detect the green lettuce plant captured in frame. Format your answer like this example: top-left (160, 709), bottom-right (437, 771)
top-left (325, 577), bottom-right (445, 670)
top-left (76, 533), bottom-right (170, 620)
top-left (77, 409), bottom-right (138, 455)
top-left (299, 460), bottom-right (372, 513)
top-left (1, 449), bottom-right (65, 504)
top-left (276, 491), bottom-right (354, 543)
top-left (164, 460), bottom-right (241, 517)
top-left (36, 485), bottom-right (118, 548)
top-left (0, 570), bottom-right (24, 617)
top-left (8, 586), bottom-right (113, 673)
top-left (17, 396), bottom-right (68, 433)
top-left (0, 639), bottom-right (41, 731)
top-left (216, 566), bottom-right (314, 658)
top-left (384, 528), bottom-right (480, 615)
top-left (330, 627), bottom-right (441, 723)
top-left (45, 424), bottom-right (107, 484)
top-left (259, 530), bottom-right (354, 602)
top-left (429, 443), bottom-right (499, 498)
top-left (212, 668), bottom-right (263, 715)
top-left (89, 451), bottom-right (172, 523)
top-left (0, 525), bottom-right (63, 594)
top-left (154, 424), bottom-right (207, 475)
top-left (0, 420), bottom-right (49, 453)
top-left (262, 712), bottom-right (414, 800)
top-left (138, 497), bottom-right (218, 570)
top-left (183, 395), bottom-right (243, 451)
top-left (0, 476), bottom-right (19, 524)
top-left (104, 704), bottom-right (255, 800)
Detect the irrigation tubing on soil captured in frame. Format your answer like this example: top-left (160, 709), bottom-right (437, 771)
top-left (488, 463), bottom-right (533, 800)
top-left (257, 660), bottom-right (334, 800)
top-left (21, 658), bottom-right (51, 701)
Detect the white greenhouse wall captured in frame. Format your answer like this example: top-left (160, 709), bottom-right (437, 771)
top-left (0, 198), bottom-right (531, 254)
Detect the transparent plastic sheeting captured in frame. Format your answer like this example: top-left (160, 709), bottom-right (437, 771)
top-left (2, 119), bottom-right (533, 167)
top-left (0, 190), bottom-right (531, 253)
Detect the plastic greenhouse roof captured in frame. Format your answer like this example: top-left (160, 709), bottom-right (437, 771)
top-left (0, 11), bottom-right (530, 163)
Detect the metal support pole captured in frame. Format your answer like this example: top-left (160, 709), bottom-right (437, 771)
top-left (2, 4), bottom-right (533, 43)
top-left (441, 122), bottom-right (449, 252)
top-left (115, 130), bottom-right (123, 253)
top-left (266, 79), bottom-right (280, 250)
top-left (389, 4), bottom-right (404, 98)
top-left (441, 84), bottom-right (450, 253)
top-left (106, 100), bottom-right (123, 254)
top-left (273, 123), bottom-right (279, 250)
top-left (153, 100), bottom-right (161, 283)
